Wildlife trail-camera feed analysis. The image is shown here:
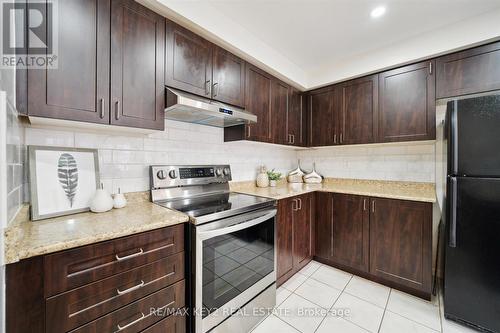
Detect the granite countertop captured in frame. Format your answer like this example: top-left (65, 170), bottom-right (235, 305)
top-left (230, 178), bottom-right (436, 203)
top-left (4, 192), bottom-right (189, 264)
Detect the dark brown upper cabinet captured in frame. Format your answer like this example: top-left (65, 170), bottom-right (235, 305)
top-left (27, 0), bottom-right (111, 124)
top-left (245, 64), bottom-right (273, 142)
top-left (340, 75), bottom-right (378, 145)
top-left (378, 61), bottom-right (436, 142)
top-left (331, 193), bottom-right (369, 272)
top-left (212, 46), bottom-right (245, 107)
top-left (271, 80), bottom-right (289, 145)
top-left (111, 0), bottom-right (165, 130)
top-left (166, 20), bottom-right (213, 98)
top-left (436, 41), bottom-right (500, 99)
top-left (288, 87), bottom-right (304, 146)
top-left (369, 198), bottom-right (432, 295)
top-left (26, 0), bottom-right (165, 131)
top-left (309, 86), bottom-right (338, 147)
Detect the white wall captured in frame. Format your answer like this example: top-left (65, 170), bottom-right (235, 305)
top-left (24, 120), bottom-right (298, 194)
top-left (298, 142), bottom-right (435, 183)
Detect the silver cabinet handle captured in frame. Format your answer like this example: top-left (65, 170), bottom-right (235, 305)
top-left (116, 280), bottom-right (144, 295)
top-left (333, 134), bottom-right (337, 144)
top-left (292, 135), bottom-right (295, 144)
top-left (247, 126), bottom-right (251, 138)
top-left (292, 199), bottom-right (297, 211)
top-left (371, 200), bottom-right (376, 213)
top-left (115, 100), bottom-right (120, 120)
top-left (429, 61), bottom-right (433, 75)
top-left (298, 198), bottom-right (302, 210)
top-left (115, 248), bottom-right (143, 261)
top-left (117, 312), bottom-right (145, 331)
top-left (363, 199), bottom-right (366, 211)
top-left (205, 80), bottom-right (211, 95)
top-left (100, 98), bottom-right (105, 119)
top-left (340, 133), bottom-right (343, 144)
top-left (288, 134), bottom-right (292, 144)
top-left (213, 82), bottom-right (219, 97)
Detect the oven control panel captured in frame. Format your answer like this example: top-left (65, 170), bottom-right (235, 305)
top-left (150, 165), bottom-right (231, 189)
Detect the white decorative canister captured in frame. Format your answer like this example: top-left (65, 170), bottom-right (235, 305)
top-left (113, 188), bottom-right (127, 209)
top-left (90, 184), bottom-right (114, 213)
top-left (256, 165), bottom-right (269, 188)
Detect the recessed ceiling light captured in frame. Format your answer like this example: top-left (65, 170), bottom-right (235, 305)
top-left (370, 6), bottom-right (386, 18)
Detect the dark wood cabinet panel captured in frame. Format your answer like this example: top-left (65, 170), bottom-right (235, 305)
top-left (331, 193), bottom-right (369, 272)
top-left (141, 314), bottom-right (186, 333)
top-left (44, 225), bottom-right (184, 297)
top-left (309, 87), bottom-right (338, 146)
top-left (436, 41), bottom-right (500, 98)
top-left (28, 0), bottom-right (110, 124)
top-left (166, 20), bottom-right (213, 97)
top-left (245, 64), bottom-right (273, 142)
top-left (340, 75), bottom-right (378, 144)
top-left (293, 194), bottom-right (314, 270)
top-left (314, 192), bottom-right (333, 260)
top-left (369, 198), bottom-right (432, 293)
top-left (288, 87), bottom-right (304, 146)
top-left (212, 46), bottom-right (245, 107)
top-left (277, 198), bottom-right (294, 283)
top-left (46, 252), bottom-right (184, 333)
top-left (110, 0), bottom-right (165, 130)
top-left (379, 61), bottom-right (435, 142)
top-left (271, 80), bottom-right (289, 145)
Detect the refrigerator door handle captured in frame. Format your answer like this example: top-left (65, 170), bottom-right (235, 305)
top-left (449, 177), bottom-right (458, 248)
top-left (451, 100), bottom-right (459, 175)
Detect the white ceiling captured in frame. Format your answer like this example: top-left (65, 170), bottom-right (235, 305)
top-left (143, 0), bottom-right (500, 89)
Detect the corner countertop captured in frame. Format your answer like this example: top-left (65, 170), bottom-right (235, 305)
top-left (4, 192), bottom-right (189, 265)
top-left (230, 178), bottom-right (436, 203)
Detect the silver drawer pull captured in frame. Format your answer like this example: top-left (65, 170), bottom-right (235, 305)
top-left (116, 280), bottom-right (144, 295)
top-left (117, 312), bottom-right (145, 331)
top-left (115, 248), bottom-right (143, 261)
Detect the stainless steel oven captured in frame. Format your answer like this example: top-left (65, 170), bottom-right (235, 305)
top-left (150, 165), bottom-right (277, 333)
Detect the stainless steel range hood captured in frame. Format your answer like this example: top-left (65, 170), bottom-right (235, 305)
top-left (165, 88), bottom-right (257, 127)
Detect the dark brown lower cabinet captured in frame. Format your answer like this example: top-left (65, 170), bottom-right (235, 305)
top-left (277, 193), bottom-right (314, 286)
top-left (314, 192), bottom-right (432, 299)
top-left (369, 198), bottom-right (432, 296)
top-left (6, 225), bottom-right (187, 333)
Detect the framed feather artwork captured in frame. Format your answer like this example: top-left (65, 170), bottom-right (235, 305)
top-left (28, 146), bottom-right (100, 220)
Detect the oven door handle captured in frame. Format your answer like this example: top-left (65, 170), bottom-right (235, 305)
top-left (198, 209), bottom-right (276, 239)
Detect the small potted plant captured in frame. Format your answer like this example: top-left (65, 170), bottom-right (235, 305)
top-left (267, 169), bottom-right (282, 187)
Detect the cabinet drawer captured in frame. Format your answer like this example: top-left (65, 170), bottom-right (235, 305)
top-left (141, 314), bottom-right (185, 333)
top-left (70, 280), bottom-right (185, 333)
top-left (45, 225), bottom-right (184, 296)
top-left (47, 252), bottom-right (184, 333)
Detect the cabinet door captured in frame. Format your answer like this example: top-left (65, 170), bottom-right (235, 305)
top-left (315, 192), bottom-right (333, 260)
top-left (309, 88), bottom-right (337, 146)
top-left (277, 198), bottom-right (294, 281)
top-left (245, 65), bottom-right (272, 142)
top-left (379, 61), bottom-right (435, 142)
top-left (340, 75), bottom-right (378, 144)
top-left (212, 46), bottom-right (245, 107)
top-left (271, 80), bottom-right (289, 145)
top-left (166, 20), bottom-right (213, 97)
top-left (437, 41), bottom-right (500, 98)
top-left (110, 0), bottom-right (165, 130)
top-left (288, 88), bottom-right (304, 146)
top-left (369, 198), bottom-right (432, 293)
top-left (331, 194), bottom-right (369, 272)
top-left (293, 194), bottom-right (313, 270)
top-left (28, 0), bottom-right (110, 124)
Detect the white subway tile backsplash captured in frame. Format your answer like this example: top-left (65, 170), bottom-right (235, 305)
top-left (25, 128), bottom-right (74, 147)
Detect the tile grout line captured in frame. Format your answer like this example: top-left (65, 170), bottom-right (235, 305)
top-left (377, 288), bottom-right (392, 333)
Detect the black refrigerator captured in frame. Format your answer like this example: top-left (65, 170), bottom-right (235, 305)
top-left (444, 94), bottom-right (500, 332)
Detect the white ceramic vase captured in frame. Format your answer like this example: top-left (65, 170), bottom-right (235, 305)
top-left (269, 180), bottom-right (277, 187)
top-left (90, 184), bottom-right (114, 213)
top-left (113, 188), bottom-right (127, 209)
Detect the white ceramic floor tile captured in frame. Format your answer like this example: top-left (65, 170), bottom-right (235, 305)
top-left (281, 273), bottom-right (308, 292)
top-left (333, 293), bottom-right (385, 333)
top-left (380, 311), bottom-right (439, 333)
top-left (310, 265), bottom-right (352, 290)
top-left (344, 276), bottom-right (390, 308)
top-left (297, 260), bottom-right (322, 277)
top-left (277, 293), bottom-right (326, 333)
top-left (316, 315), bottom-right (370, 333)
top-left (251, 314), bottom-right (300, 333)
top-left (294, 277), bottom-right (342, 309)
top-left (276, 287), bottom-right (292, 306)
top-left (387, 290), bottom-right (441, 331)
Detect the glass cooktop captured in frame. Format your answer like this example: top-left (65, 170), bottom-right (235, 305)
top-left (155, 192), bottom-right (275, 224)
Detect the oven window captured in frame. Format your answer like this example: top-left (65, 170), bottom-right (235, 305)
top-left (202, 218), bottom-right (274, 318)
